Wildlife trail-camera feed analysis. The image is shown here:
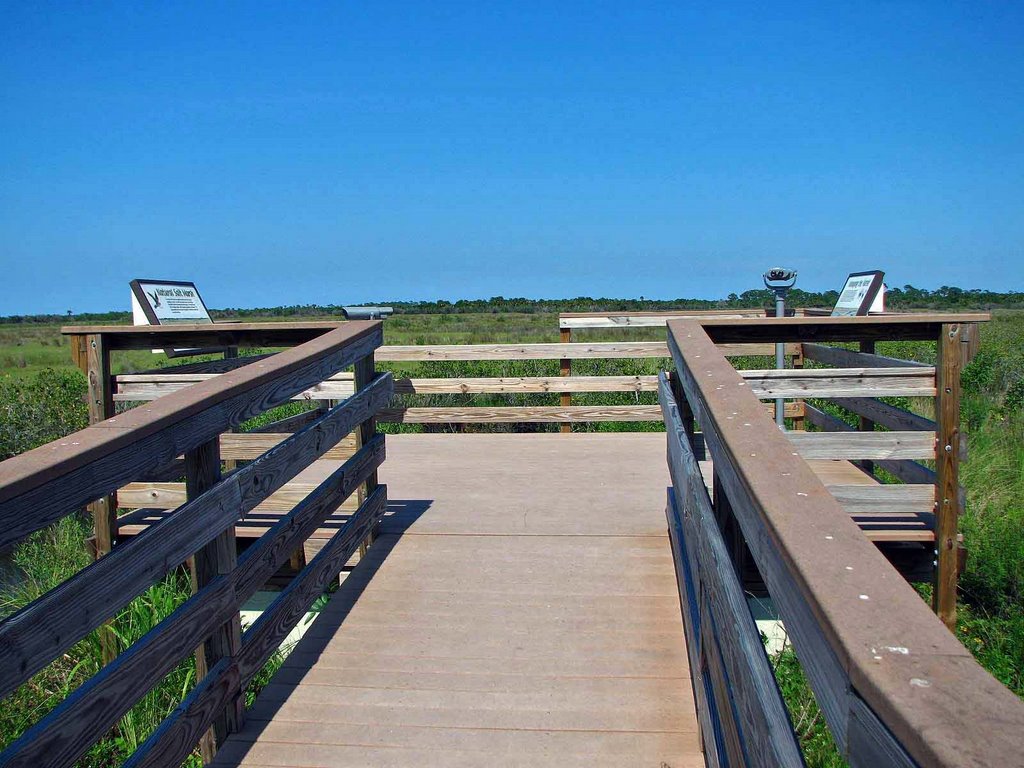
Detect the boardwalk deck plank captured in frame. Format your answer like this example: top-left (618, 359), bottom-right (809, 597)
top-left (214, 433), bottom-right (701, 768)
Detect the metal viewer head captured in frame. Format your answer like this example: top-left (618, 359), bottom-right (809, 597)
top-left (763, 267), bottom-right (797, 295)
top-left (340, 306), bottom-right (394, 320)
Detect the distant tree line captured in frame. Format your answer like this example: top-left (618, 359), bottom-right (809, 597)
top-left (2, 285), bottom-right (1021, 324)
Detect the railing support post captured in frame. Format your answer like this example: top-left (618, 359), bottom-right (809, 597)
top-left (559, 327), bottom-right (572, 433)
top-left (791, 342), bottom-right (805, 430)
top-left (186, 438), bottom-right (243, 762)
top-left (858, 339), bottom-right (877, 477)
top-left (933, 323), bottom-right (962, 631)
top-left (354, 352), bottom-right (380, 556)
top-left (85, 332), bottom-right (119, 665)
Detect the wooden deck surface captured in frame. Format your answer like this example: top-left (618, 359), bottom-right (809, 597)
top-left (213, 433), bottom-right (704, 768)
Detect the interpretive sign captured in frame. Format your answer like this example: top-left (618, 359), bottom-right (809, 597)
top-left (130, 279), bottom-right (213, 325)
top-left (831, 271), bottom-right (885, 316)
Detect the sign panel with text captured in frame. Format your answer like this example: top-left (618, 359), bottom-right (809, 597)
top-left (831, 271), bottom-right (885, 316)
top-left (130, 279), bottom-right (213, 325)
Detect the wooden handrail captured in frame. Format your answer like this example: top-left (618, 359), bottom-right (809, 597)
top-left (559, 308), bottom-right (768, 329)
top-left (0, 322), bottom-right (392, 767)
top-left (61, 321), bottom-right (346, 351)
top-left (665, 318), bottom-right (1024, 767)
top-left (0, 322), bottom-right (382, 548)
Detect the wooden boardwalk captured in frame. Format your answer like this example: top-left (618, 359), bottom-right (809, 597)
top-left (213, 433), bottom-right (704, 768)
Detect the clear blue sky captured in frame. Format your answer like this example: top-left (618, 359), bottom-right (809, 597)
top-left (2, 2), bottom-right (1022, 314)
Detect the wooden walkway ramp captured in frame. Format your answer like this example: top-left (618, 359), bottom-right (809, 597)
top-left (213, 433), bottom-right (703, 768)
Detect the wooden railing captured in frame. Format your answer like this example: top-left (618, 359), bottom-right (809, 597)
top-left (0, 321), bottom-right (392, 767)
top-left (114, 341), bottom-right (803, 430)
top-left (557, 309), bottom-right (802, 431)
top-left (660, 315), bottom-right (1024, 767)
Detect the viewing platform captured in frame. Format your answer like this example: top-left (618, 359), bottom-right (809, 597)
top-left (1, 311), bottom-right (1022, 767)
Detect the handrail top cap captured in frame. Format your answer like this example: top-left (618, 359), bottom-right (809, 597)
top-left (60, 320), bottom-right (348, 335)
top-left (689, 312), bottom-right (990, 326)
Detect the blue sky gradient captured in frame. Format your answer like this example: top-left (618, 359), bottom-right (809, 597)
top-left (2, 2), bottom-right (1022, 313)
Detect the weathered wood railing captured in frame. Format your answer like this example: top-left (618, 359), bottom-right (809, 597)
top-left (114, 341), bottom-right (803, 430)
top-left (661, 315), bottom-right (1024, 767)
top-left (557, 309), bottom-right (802, 431)
top-left (0, 321), bottom-right (392, 767)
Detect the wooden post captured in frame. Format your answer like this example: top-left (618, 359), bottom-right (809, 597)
top-left (559, 327), bottom-right (572, 434)
top-left (85, 333), bottom-right (119, 664)
top-left (69, 333), bottom-right (89, 375)
top-left (791, 342), bottom-right (805, 431)
top-left (858, 340), bottom-right (876, 477)
top-left (186, 438), bottom-right (243, 762)
top-left (354, 353), bottom-right (379, 557)
top-left (933, 323), bottom-right (962, 631)
top-left (222, 346), bottom-right (240, 473)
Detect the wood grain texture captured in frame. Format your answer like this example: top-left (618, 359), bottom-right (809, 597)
top-left (185, 438), bottom-right (242, 761)
top-left (802, 343), bottom-right (932, 369)
top-left (933, 324), bottom-right (962, 629)
top-left (117, 481), bottom-right (358, 511)
top-left (128, 483), bottom-right (388, 768)
top-left (85, 333), bottom-right (119, 665)
top-left (85, 334), bottom-right (118, 559)
top-left (666, 318), bottom-right (1024, 768)
top-left (830, 397), bottom-right (936, 432)
top-left (219, 432), bottom-right (357, 461)
top-left (786, 430), bottom-right (935, 460)
top-left (559, 309), bottom-right (765, 328)
top-left (0, 373), bottom-right (393, 702)
top-left (698, 458), bottom-right (936, 541)
top-left (124, 657), bottom-right (241, 768)
top-left (115, 374), bottom-right (357, 403)
top-left (742, 367), bottom-right (936, 398)
top-left (559, 327), bottom-right (572, 434)
top-left (109, 358), bottom-right (920, 406)
top-left (803, 403), bottom-right (965, 505)
top-left (0, 438), bottom-right (385, 768)
top-left (0, 322), bottom-right (383, 549)
top-left (377, 405), bottom-right (664, 423)
top-left (376, 341), bottom-right (671, 360)
top-left (826, 484), bottom-right (934, 513)
top-left (249, 408), bottom-right (323, 434)
top-left (393, 374), bottom-right (660, 393)
top-left (60, 321), bottom-right (349, 351)
top-left (374, 341), bottom-right (795, 361)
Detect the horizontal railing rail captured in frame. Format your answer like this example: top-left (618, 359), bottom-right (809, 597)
top-left (559, 308), bottom-right (770, 329)
top-left (663, 316), bottom-right (1024, 767)
top-left (113, 342), bottom-right (801, 430)
top-left (0, 321), bottom-right (392, 767)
